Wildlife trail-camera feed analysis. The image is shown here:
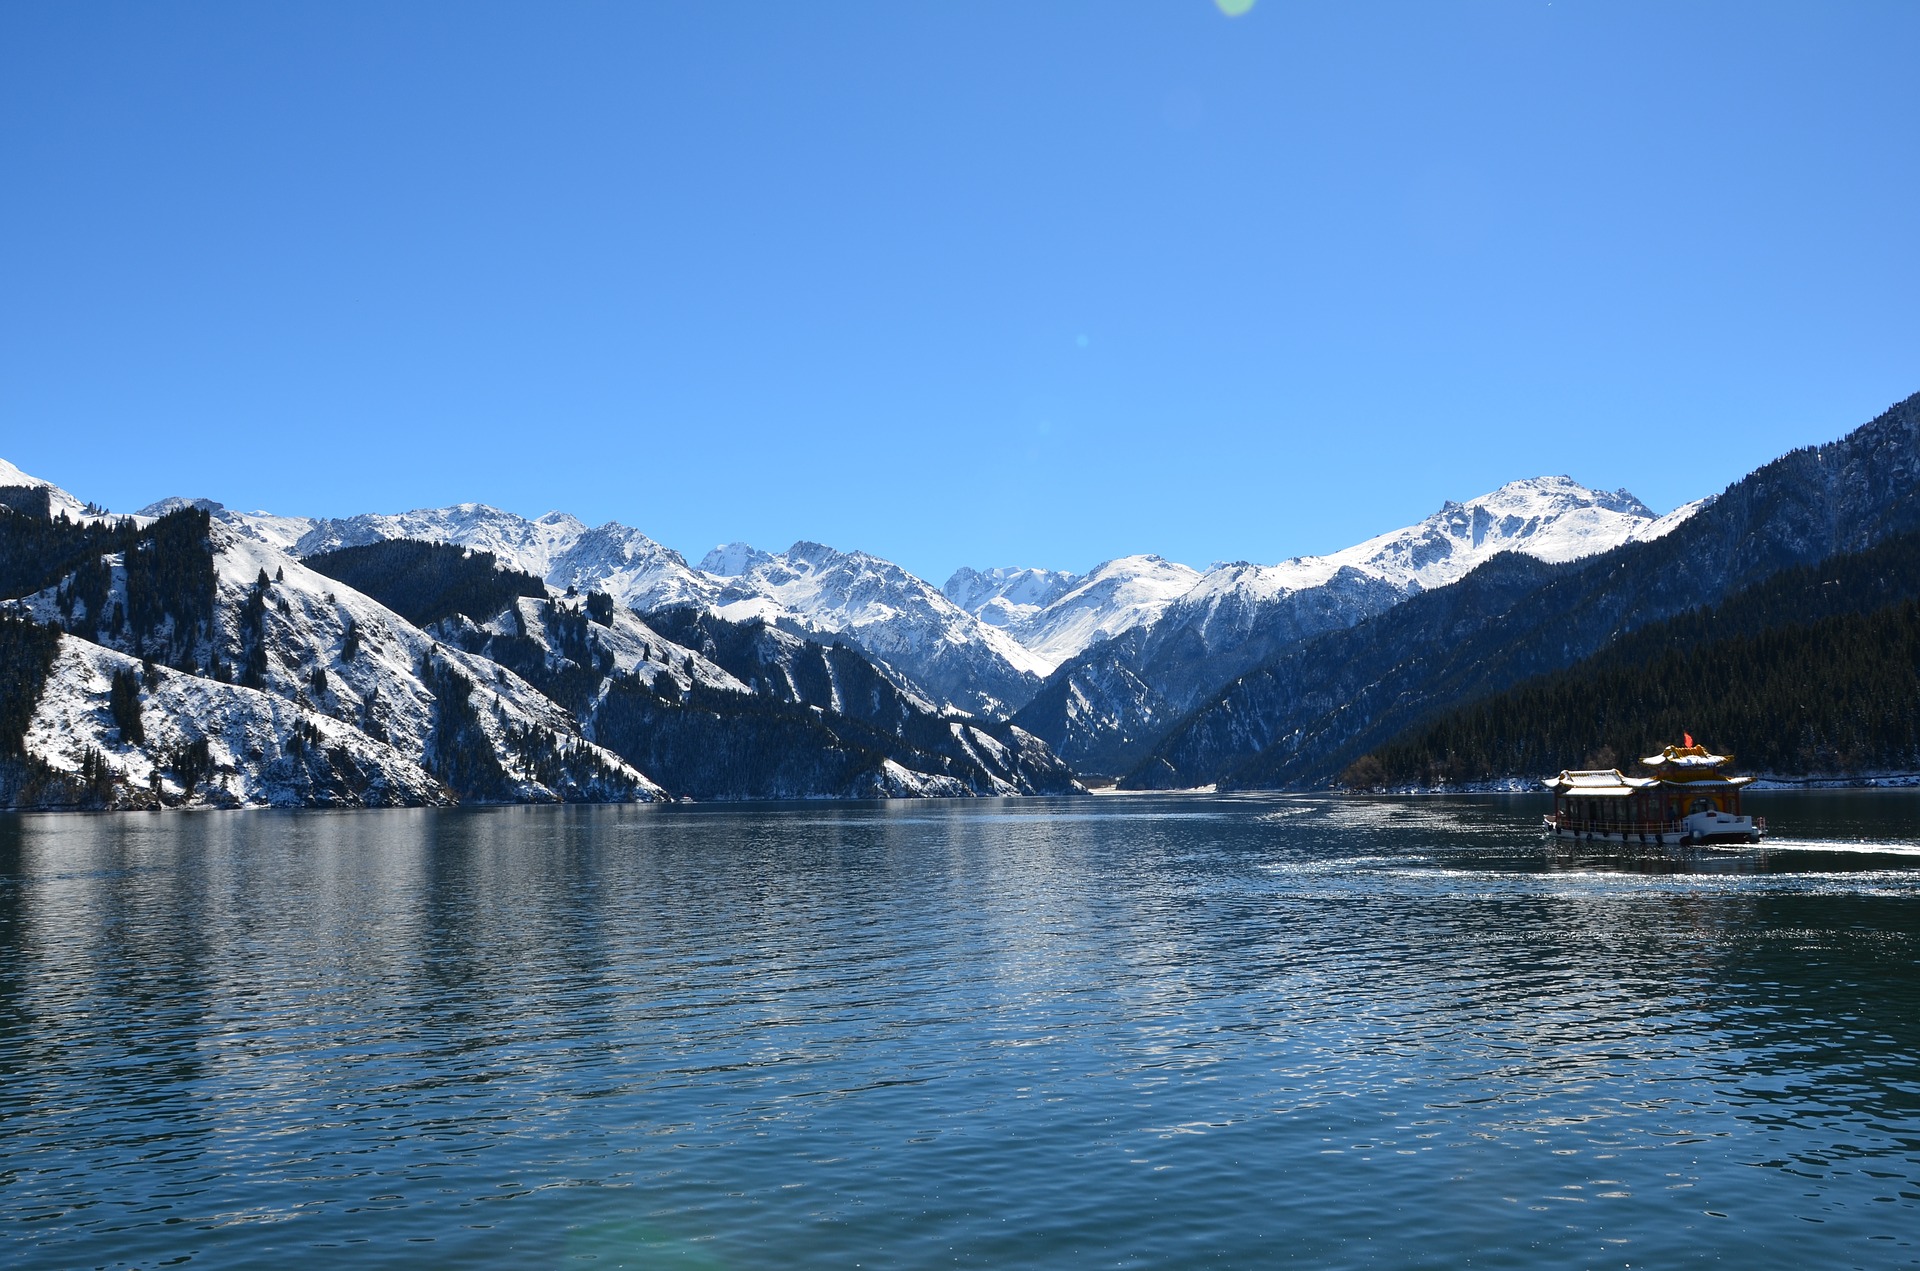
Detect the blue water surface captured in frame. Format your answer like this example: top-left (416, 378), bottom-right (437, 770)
top-left (1, 791), bottom-right (1917, 1269)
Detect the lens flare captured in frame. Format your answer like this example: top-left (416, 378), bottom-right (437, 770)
top-left (1215, 0), bottom-right (1256, 15)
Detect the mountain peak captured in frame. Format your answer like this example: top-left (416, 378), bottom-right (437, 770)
top-left (700, 542), bottom-right (772, 576)
top-left (0, 457), bottom-right (91, 519)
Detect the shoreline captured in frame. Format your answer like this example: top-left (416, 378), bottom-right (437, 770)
top-left (1345, 772), bottom-right (1920, 795)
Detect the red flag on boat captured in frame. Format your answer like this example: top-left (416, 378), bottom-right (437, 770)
top-left (1684, 732), bottom-right (1695, 747)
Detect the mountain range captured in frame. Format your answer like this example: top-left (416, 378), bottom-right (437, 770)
top-left (4, 387), bottom-right (1915, 807)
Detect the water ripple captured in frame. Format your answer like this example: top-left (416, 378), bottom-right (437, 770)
top-left (0, 793), bottom-right (1916, 1267)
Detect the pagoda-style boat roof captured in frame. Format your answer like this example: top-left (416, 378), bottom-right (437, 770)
top-left (1544, 768), bottom-right (1656, 795)
top-left (1640, 743), bottom-right (1730, 770)
top-left (1636, 743), bottom-right (1755, 787)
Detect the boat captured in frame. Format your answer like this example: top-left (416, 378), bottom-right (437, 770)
top-left (1543, 740), bottom-right (1766, 845)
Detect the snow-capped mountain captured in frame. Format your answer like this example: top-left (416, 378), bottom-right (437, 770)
top-left (182, 497), bottom-right (1044, 715)
top-left (1, 458), bottom-right (103, 522)
top-left (1012, 476), bottom-right (1706, 776)
top-left (305, 538), bottom-right (1077, 800)
top-left (942, 566), bottom-right (1080, 628)
top-left (111, 472), bottom-right (1703, 773)
top-left (141, 500), bottom-right (725, 616)
top-left (699, 542), bottom-right (774, 576)
top-left (6, 508), bottom-right (657, 807)
top-left (151, 499), bottom-right (1043, 717)
top-left (288, 505), bottom-right (721, 613)
top-left (1162, 476), bottom-right (1694, 657)
top-left (3, 463), bottom-right (1079, 808)
top-left (712, 541), bottom-right (1051, 716)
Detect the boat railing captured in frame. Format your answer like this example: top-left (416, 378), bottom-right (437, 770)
top-left (1544, 811), bottom-right (1687, 835)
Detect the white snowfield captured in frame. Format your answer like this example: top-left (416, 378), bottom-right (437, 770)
top-left (995, 555), bottom-right (1204, 669)
top-left (941, 565), bottom-right (1080, 627)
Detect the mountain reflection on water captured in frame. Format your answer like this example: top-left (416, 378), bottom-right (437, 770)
top-left (0, 792), bottom-right (1916, 1269)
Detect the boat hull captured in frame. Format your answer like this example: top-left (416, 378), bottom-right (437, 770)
top-left (1542, 816), bottom-right (1763, 846)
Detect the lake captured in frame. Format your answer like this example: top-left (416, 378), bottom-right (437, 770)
top-left (2, 792), bottom-right (1917, 1268)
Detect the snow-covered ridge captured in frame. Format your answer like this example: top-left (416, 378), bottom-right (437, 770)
top-left (712, 540), bottom-right (1051, 715)
top-left (2, 458), bottom-right (103, 522)
top-left (947, 477), bottom-right (1696, 672)
top-left (999, 556), bottom-right (1204, 669)
top-left (123, 469), bottom-right (1701, 722)
top-left (160, 493), bottom-right (1049, 716)
top-left (6, 513), bottom-right (662, 807)
top-left (1154, 475), bottom-right (1696, 647)
top-left (942, 566), bottom-right (1080, 626)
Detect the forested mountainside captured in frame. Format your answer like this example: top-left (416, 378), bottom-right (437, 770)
top-left (1124, 389), bottom-right (1920, 791)
top-left (1344, 526), bottom-right (1920, 787)
top-left (1013, 476), bottom-right (1691, 777)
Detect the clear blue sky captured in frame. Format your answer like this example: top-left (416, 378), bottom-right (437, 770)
top-left (3, 2), bottom-right (1916, 582)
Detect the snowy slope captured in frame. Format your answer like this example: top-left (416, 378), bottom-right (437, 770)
top-left (2, 458), bottom-right (102, 521)
top-left (699, 542), bottom-right (774, 576)
top-left (8, 517), bottom-right (662, 805)
top-left (246, 497), bottom-right (1046, 715)
top-left (295, 504), bottom-right (585, 575)
top-left (280, 504), bottom-right (723, 617)
top-left (942, 566), bottom-right (1080, 629)
top-left (1161, 476), bottom-right (1692, 654)
top-left (112, 470), bottom-right (1706, 737)
top-left (139, 497), bottom-right (314, 553)
top-left (713, 541), bottom-right (1050, 715)
top-left (25, 637), bottom-right (452, 807)
top-left (1000, 555), bottom-right (1203, 669)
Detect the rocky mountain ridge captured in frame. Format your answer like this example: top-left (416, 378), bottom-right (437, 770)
top-left (0, 471), bottom-right (1078, 808)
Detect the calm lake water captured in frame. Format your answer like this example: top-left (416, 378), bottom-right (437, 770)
top-left (2, 792), bottom-right (1917, 1269)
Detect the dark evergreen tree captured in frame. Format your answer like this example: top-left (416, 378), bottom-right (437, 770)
top-left (305, 539), bottom-right (546, 627)
top-left (109, 667), bottom-right (145, 745)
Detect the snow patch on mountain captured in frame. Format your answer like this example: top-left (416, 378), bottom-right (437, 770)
top-left (10, 521), bottom-right (663, 804)
top-left (1626, 495), bottom-right (1713, 545)
top-left (1008, 556), bottom-right (1204, 668)
top-left (1012, 475), bottom-right (1688, 777)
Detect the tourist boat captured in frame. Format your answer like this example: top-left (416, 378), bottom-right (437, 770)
top-left (1543, 741), bottom-right (1765, 845)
